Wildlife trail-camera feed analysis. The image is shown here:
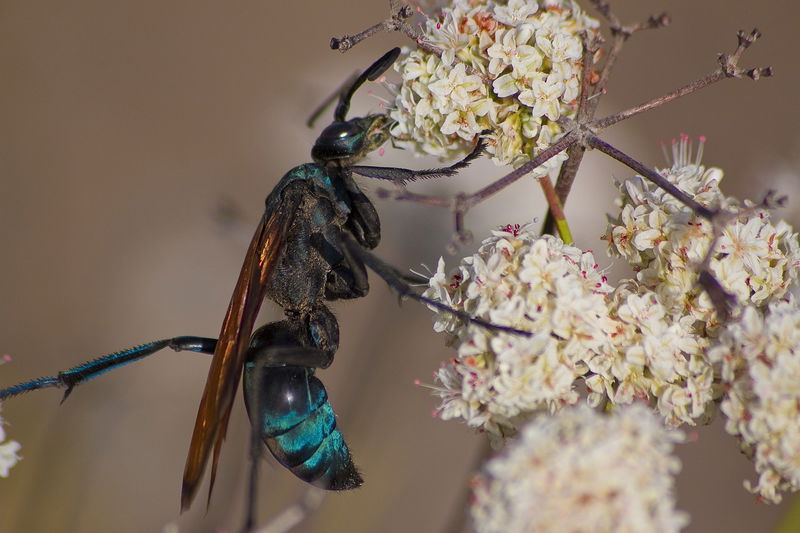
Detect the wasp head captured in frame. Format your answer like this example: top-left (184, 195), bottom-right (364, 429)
top-left (311, 114), bottom-right (390, 166)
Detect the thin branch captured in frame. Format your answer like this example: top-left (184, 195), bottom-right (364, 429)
top-left (627, 13), bottom-right (671, 35)
top-left (330, 1), bottom-right (493, 83)
top-left (542, 142), bottom-right (586, 234)
top-left (590, 0), bottom-right (670, 37)
top-left (555, 139), bottom-right (587, 199)
top-left (537, 175), bottom-right (573, 244)
top-left (330, 1), bottom-right (444, 58)
top-left (378, 132), bottom-right (580, 243)
top-left (588, 0), bottom-right (621, 28)
top-left (586, 135), bottom-right (714, 220)
top-left (467, 133), bottom-right (579, 208)
top-left (594, 29), bottom-right (772, 130)
top-left (587, 1), bottom-right (670, 114)
top-left (575, 32), bottom-right (603, 124)
top-left (376, 187), bottom-right (452, 208)
top-left (330, 3), bottom-right (414, 52)
top-left (595, 71), bottom-right (727, 130)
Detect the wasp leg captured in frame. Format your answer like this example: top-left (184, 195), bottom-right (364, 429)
top-left (0, 336), bottom-right (217, 402)
top-left (341, 173), bottom-right (380, 249)
top-left (337, 233), bottom-right (532, 337)
top-left (349, 137), bottom-right (486, 185)
top-left (311, 227), bottom-right (370, 301)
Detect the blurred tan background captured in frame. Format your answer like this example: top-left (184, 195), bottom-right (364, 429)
top-left (1, 1), bottom-right (799, 532)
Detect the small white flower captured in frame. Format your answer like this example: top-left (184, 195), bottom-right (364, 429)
top-left (426, 9), bottom-right (471, 66)
top-left (493, 0), bottom-right (539, 27)
top-left (486, 26), bottom-right (540, 77)
top-left (429, 62), bottom-right (484, 112)
top-left (536, 28), bottom-right (583, 62)
top-left (492, 71), bottom-right (522, 99)
top-left (440, 109), bottom-right (482, 140)
top-left (520, 72), bottom-right (566, 119)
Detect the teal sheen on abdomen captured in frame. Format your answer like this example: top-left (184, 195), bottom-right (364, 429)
top-left (244, 364), bottom-right (362, 490)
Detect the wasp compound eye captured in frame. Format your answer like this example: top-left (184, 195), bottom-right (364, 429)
top-left (319, 122), bottom-right (361, 141)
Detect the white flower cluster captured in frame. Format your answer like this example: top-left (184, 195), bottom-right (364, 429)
top-left (423, 135), bottom-right (800, 503)
top-left (390, 0), bottom-right (599, 173)
top-left (708, 301), bottom-right (800, 503)
top-left (602, 136), bottom-right (800, 432)
top-left (423, 221), bottom-right (715, 434)
top-left (471, 404), bottom-right (688, 533)
top-left (604, 136), bottom-right (800, 334)
top-left (0, 359), bottom-right (21, 478)
top-left (424, 223), bottom-right (616, 439)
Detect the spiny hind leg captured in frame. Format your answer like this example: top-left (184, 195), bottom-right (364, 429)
top-left (337, 233), bottom-right (532, 337)
top-left (0, 336), bottom-right (217, 402)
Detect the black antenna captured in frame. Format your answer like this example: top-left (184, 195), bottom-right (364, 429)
top-left (334, 47), bottom-right (400, 122)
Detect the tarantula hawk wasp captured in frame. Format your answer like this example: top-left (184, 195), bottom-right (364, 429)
top-left (0, 47), bottom-right (528, 527)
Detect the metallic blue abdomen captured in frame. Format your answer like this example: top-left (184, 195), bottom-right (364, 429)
top-left (244, 365), bottom-right (361, 490)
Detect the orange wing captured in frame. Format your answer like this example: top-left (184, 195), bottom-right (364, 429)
top-left (180, 195), bottom-right (300, 512)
